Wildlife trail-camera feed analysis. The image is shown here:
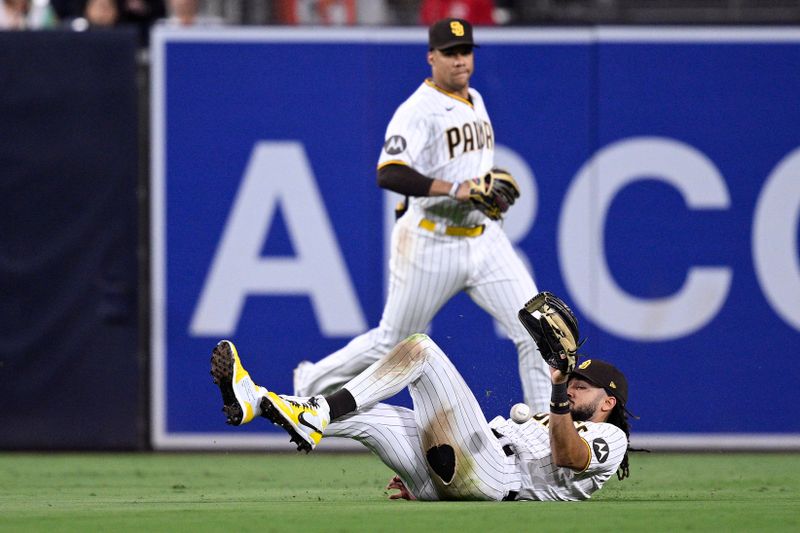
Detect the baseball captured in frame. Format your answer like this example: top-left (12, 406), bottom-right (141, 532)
top-left (510, 403), bottom-right (531, 424)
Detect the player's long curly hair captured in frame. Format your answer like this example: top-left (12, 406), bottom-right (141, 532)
top-left (606, 405), bottom-right (633, 480)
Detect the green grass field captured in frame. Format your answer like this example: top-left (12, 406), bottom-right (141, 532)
top-left (1, 451), bottom-right (798, 532)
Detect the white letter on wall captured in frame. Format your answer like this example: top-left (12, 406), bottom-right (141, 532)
top-left (191, 141), bottom-right (367, 336)
top-left (559, 137), bottom-right (732, 340)
top-left (753, 147), bottom-right (800, 331)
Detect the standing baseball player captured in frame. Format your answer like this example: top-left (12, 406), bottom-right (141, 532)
top-left (293, 17), bottom-right (551, 412)
top-left (210, 331), bottom-right (633, 501)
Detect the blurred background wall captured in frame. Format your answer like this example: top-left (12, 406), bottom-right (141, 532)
top-left (1, 0), bottom-right (799, 450)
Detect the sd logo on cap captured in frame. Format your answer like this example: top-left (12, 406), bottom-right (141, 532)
top-left (428, 18), bottom-right (478, 51)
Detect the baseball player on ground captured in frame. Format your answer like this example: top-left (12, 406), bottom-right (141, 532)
top-left (293, 17), bottom-right (551, 412)
top-left (210, 334), bottom-right (633, 501)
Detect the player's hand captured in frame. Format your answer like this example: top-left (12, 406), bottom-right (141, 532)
top-left (550, 366), bottom-right (568, 385)
top-left (453, 181), bottom-right (470, 201)
top-left (386, 475), bottom-right (416, 500)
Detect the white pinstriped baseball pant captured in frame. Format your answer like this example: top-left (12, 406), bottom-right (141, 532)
top-left (295, 211), bottom-right (551, 412)
top-left (326, 333), bottom-right (522, 501)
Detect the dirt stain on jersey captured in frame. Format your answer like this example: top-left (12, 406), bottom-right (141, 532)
top-left (420, 407), bottom-right (481, 501)
top-left (372, 334), bottom-right (429, 382)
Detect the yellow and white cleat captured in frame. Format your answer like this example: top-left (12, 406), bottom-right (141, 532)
top-left (260, 392), bottom-right (330, 452)
top-left (210, 340), bottom-right (266, 426)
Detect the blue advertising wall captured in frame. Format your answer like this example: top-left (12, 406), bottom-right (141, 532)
top-left (151, 27), bottom-right (800, 449)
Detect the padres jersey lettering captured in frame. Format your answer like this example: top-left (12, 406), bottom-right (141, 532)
top-left (445, 120), bottom-right (493, 159)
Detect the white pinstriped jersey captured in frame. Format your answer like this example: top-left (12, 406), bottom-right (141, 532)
top-left (294, 78), bottom-right (551, 413)
top-left (377, 79), bottom-right (494, 227)
top-left (489, 413), bottom-right (627, 501)
top-left (327, 334), bottom-right (626, 502)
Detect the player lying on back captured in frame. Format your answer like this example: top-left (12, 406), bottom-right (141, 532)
top-left (210, 292), bottom-right (635, 501)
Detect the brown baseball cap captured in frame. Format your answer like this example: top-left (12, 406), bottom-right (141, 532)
top-left (428, 18), bottom-right (478, 51)
top-left (571, 359), bottom-right (629, 407)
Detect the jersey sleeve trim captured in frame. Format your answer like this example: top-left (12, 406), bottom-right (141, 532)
top-left (377, 160), bottom-right (409, 170)
top-left (577, 437), bottom-right (592, 473)
top-left (424, 78), bottom-right (473, 108)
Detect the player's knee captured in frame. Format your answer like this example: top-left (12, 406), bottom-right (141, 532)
top-left (385, 334), bottom-right (432, 366)
top-left (387, 334), bottom-right (455, 375)
top-left (403, 333), bottom-right (431, 344)
top-left (396, 333), bottom-right (433, 350)
top-left (403, 333), bottom-right (445, 359)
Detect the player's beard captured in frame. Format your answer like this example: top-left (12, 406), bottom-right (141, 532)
top-left (570, 398), bottom-right (601, 422)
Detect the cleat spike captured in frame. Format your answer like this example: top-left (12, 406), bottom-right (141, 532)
top-left (210, 340), bottom-right (262, 427)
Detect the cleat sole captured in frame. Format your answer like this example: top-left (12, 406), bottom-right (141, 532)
top-left (210, 342), bottom-right (244, 426)
top-left (260, 397), bottom-right (313, 453)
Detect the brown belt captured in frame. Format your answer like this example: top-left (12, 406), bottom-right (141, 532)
top-left (419, 218), bottom-right (484, 237)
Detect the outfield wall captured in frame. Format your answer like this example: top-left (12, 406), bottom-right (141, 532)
top-left (149, 26), bottom-right (800, 451)
top-left (0, 31), bottom-right (142, 449)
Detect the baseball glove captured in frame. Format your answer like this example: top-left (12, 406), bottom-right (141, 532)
top-left (468, 168), bottom-right (520, 220)
top-left (518, 291), bottom-right (582, 374)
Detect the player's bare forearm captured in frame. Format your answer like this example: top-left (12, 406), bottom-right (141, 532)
top-left (548, 368), bottom-right (591, 470)
top-left (376, 164), bottom-right (469, 200)
top-left (549, 412), bottom-right (590, 470)
top-left (428, 179), bottom-right (469, 200)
